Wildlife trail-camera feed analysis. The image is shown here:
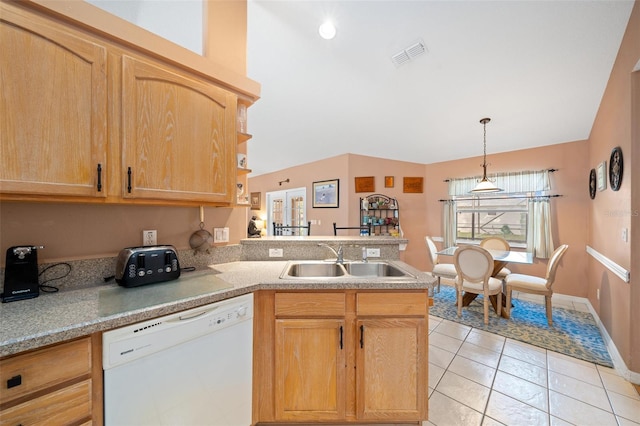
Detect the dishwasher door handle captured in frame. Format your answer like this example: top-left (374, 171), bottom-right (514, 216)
top-left (168, 306), bottom-right (220, 322)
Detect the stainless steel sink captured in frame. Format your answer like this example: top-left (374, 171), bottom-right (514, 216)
top-left (343, 262), bottom-right (408, 277)
top-left (281, 261), bottom-right (346, 278)
top-left (280, 260), bottom-right (413, 279)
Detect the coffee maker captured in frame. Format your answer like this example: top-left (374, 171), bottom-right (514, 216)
top-left (1, 246), bottom-right (42, 303)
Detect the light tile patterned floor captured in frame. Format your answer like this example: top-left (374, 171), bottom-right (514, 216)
top-left (425, 300), bottom-right (640, 426)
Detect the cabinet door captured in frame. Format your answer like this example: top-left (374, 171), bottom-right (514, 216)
top-left (0, 5), bottom-right (107, 198)
top-left (356, 318), bottom-right (427, 420)
top-left (121, 55), bottom-right (236, 203)
top-left (274, 319), bottom-right (346, 421)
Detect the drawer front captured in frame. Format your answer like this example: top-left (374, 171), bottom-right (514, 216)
top-left (0, 379), bottom-right (92, 426)
top-left (357, 292), bottom-right (428, 316)
top-left (0, 337), bottom-right (91, 405)
top-left (275, 292), bottom-right (346, 317)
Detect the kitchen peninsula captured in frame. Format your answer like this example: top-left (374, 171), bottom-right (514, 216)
top-left (0, 236), bottom-right (434, 424)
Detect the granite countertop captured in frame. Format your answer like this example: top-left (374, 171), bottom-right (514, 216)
top-left (0, 260), bottom-right (434, 357)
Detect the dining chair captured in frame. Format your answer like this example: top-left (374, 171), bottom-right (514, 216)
top-left (333, 222), bottom-right (371, 236)
top-left (454, 245), bottom-right (503, 324)
top-left (273, 221), bottom-right (311, 236)
top-left (424, 236), bottom-right (457, 294)
top-left (504, 244), bottom-right (569, 325)
top-left (479, 236), bottom-right (512, 278)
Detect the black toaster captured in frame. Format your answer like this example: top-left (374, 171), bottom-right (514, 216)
top-left (115, 245), bottom-right (180, 287)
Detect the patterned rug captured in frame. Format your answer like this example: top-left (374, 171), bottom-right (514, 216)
top-left (430, 285), bottom-right (613, 367)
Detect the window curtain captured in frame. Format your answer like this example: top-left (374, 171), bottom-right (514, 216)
top-left (448, 170), bottom-right (551, 196)
top-left (527, 197), bottom-right (555, 258)
top-left (447, 169), bottom-right (555, 258)
top-left (442, 200), bottom-right (456, 248)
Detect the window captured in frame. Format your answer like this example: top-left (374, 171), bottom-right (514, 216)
top-left (455, 195), bottom-right (529, 246)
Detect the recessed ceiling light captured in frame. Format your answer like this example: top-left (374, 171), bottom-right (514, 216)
top-left (318, 21), bottom-right (336, 40)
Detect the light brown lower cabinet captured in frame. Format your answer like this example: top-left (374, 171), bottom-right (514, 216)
top-left (253, 290), bottom-right (428, 424)
top-left (0, 335), bottom-right (103, 426)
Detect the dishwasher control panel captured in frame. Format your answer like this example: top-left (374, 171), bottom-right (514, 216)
top-left (102, 293), bottom-right (253, 370)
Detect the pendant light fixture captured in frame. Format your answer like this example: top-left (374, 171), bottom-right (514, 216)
top-left (470, 117), bottom-right (502, 193)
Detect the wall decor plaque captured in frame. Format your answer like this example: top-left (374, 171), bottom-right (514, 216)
top-left (384, 176), bottom-right (395, 188)
top-left (355, 176), bottom-right (375, 193)
top-left (609, 146), bottom-right (623, 191)
top-left (597, 161), bottom-right (607, 191)
top-left (589, 169), bottom-right (596, 200)
top-left (403, 177), bottom-right (423, 193)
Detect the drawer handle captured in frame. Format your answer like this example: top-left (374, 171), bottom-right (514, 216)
top-left (7, 375), bottom-right (22, 389)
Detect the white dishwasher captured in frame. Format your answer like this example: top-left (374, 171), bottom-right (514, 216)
top-left (103, 293), bottom-right (253, 426)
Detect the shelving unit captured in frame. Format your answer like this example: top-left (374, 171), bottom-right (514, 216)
top-left (236, 99), bottom-right (252, 206)
top-left (360, 194), bottom-right (400, 236)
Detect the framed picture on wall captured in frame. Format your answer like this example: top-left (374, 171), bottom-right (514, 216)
top-left (312, 179), bottom-right (339, 208)
top-left (250, 192), bottom-right (261, 210)
top-left (385, 176), bottom-right (395, 188)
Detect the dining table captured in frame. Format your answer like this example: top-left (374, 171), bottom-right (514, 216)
top-left (436, 245), bottom-right (534, 318)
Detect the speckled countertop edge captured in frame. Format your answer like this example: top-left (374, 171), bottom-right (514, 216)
top-left (0, 260), bottom-right (434, 357)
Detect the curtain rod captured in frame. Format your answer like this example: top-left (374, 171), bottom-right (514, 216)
top-left (442, 168), bottom-right (558, 183)
top-left (438, 194), bottom-right (563, 202)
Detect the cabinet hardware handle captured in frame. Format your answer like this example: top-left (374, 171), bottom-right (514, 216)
top-left (360, 325), bottom-right (364, 348)
top-left (97, 163), bottom-right (102, 192)
top-left (7, 375), bottom-right (22, 389)
top-left (339, 325), bottom-right (343, 349)
top-left (127, 167), bottom-right (132, 193)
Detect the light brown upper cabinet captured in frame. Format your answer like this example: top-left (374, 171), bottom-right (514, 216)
top-left (0, 5), bottom-right (108, 199)
top-left (120, 56), bottom-right (236, 204)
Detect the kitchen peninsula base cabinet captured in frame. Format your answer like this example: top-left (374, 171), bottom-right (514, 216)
top-left (0, 334), bottom-right (103, 425)
top-left (253, 290), bottom-right (428, 424)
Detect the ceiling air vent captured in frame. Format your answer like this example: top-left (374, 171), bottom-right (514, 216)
top-left (391, 39), bottom-right (427, 67)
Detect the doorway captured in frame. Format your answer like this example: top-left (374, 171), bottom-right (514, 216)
top-left (266, 187), bottom-right (307, 236)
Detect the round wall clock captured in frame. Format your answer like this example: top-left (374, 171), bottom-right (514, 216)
top-left (589, 168), bottom-right (596, 200)
top-left (609, 147), bottom-right (623, 191)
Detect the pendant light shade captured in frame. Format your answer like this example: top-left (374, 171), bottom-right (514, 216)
top-left (470, 117), bottom-right (502, 193)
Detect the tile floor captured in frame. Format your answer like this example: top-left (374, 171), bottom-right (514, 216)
top-left (425, 290), bottom-right (640, 426)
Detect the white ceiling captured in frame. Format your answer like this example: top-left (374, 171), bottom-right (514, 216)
top-left (246, 0), bottom-right (634, 177)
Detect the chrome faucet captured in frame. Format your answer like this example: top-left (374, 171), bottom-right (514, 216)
top-left (318, 243), bottom-right (344, 264)
top-left (362, 246), bottom-right (368, 263)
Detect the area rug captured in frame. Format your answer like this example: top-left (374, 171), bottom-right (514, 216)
top-left (430, 285), bottom-right (613, 367)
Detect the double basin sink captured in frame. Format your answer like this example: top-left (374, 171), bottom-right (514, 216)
top-left (280, 260), bottom-right (414, 280)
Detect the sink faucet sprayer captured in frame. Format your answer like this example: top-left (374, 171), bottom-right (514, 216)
top-left (318, 243), bottom-right (344, 264)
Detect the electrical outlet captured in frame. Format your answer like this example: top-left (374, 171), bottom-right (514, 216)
top-left (597, 289), bottom-right (600, 300)
top-left (622, 228), bottom-right (628, 242)
top-left (366, 248), bottom-right (381, 257)
top-left (142, 230), bottom-right (157, 246)
top-left (269, 248), bottom-right (284, 257)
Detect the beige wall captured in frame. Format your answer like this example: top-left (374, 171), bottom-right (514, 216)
top-left (248, 154), bottom-right (427, 266)
top-left (588, 0), bottom-right (639, 372)
top-left (424, 141), bottom-right (590, 298)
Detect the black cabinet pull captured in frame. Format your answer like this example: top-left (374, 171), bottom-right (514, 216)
top-left (97, 163), bottom-right (102, 192)
top-left (339, 325), bottom-right (343, 350)
top-left (7, 375), bottom-right (22, 389)
top-left (127, 167), bottom-right (132, 193)
top-left (359, 325), bottom-right (364, 348)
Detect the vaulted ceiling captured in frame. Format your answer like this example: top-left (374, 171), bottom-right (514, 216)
top-left (246, 0), bottom-right (635, 176)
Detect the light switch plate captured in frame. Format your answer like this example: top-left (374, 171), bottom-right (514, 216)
top-left (214, 227), bottom-right (229, 243)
